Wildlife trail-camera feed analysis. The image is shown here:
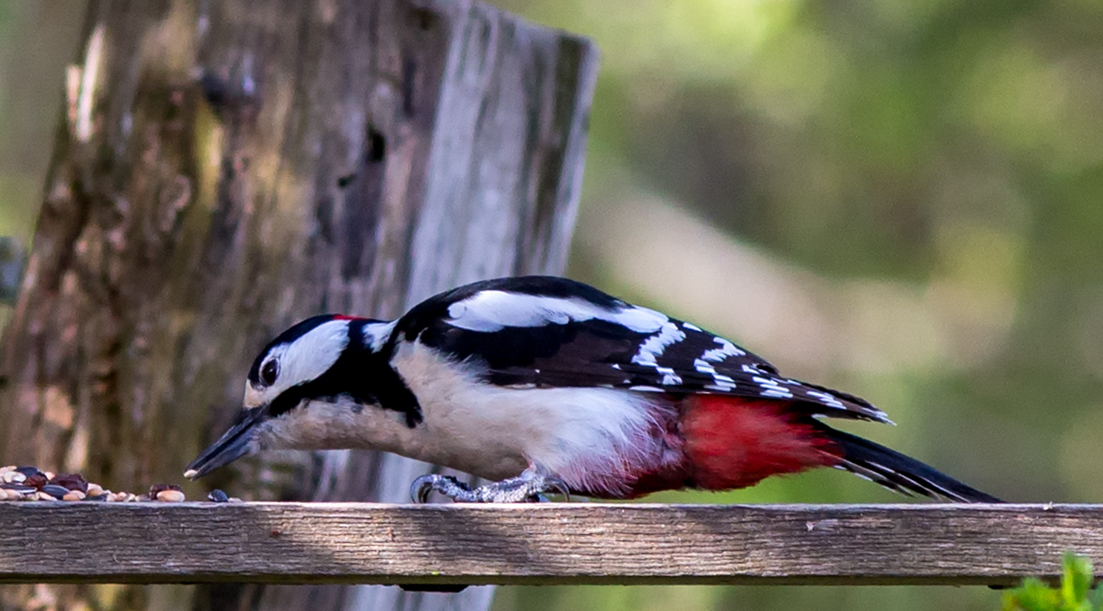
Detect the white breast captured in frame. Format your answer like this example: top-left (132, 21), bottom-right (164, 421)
top-left (389, 340), bottom-right (678, 491)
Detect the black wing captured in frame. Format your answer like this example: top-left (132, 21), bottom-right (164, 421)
top-left (396, 277), bottom-right (888, 423)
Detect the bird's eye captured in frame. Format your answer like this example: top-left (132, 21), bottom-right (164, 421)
top-left (260, 359), bottom-right (279, 386)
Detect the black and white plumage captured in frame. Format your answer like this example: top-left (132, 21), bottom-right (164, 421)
top-left (400, 277), bottom-right (885, 420)
top-left (185, 276), bottom-right (1000, 503)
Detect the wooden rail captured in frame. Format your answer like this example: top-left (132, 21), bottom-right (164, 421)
top-left (0, 503), bottom-right (1093, 586)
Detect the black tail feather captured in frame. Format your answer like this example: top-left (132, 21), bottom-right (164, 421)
top-left (819, 424), bottom-right (1002, 503)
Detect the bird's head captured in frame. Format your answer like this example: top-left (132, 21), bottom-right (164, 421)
top-left (184, 314), bottom-right (397, 479)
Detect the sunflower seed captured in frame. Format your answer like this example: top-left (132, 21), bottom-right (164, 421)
top-left (39, 484), bottom-right (70, 499)
top-left (2, 471), bottom-right (25, 484)
top-left (155, 489), bottom-right (185, 503)
top-left (14, 466), bottom-right (40, 478)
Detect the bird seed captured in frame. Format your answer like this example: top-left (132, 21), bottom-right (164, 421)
top-left (0, 464), bottom-right (225, 503)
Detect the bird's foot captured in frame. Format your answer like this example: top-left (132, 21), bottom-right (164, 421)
top-left (411, 471), bottom-right (571, 503)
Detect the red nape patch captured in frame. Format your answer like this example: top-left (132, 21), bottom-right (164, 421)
top-left (331, 315), bottom-right (360, 321)
top-left (682, 396), bottom-right (841, 491)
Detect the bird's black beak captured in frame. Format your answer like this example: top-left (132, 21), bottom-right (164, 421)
top-left (184, 407), bottom-right (266, 479)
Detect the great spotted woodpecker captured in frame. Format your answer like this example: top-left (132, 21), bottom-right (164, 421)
top-left (185, 276), bottom-right (1000, 503)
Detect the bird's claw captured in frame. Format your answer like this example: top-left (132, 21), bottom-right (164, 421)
top-left (412, 477), bottom-right (430, 504)
top-left (410, 474), bottom-right (471, 503)
top-left (538, 475), bottom-right (571, 502)
top-left (410, 471), bottom-right (571, 503)
top-left (411, 475), bottom-right (434, 504)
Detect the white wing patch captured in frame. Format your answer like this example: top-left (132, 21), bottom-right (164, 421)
top-left (753, 376), bottom-right (794, 399)
top-left (446, 291), bottom-right (668, 333)
top-left (654, 366), bottom-right (683, 386)
top-left (693, 359), bottom-right (738, 392)
top-left (701, 337), bottom-right (746, 362)
top-left (631, 322), bottom-right (686, 366)
top-left (806, 390), bottom-right (846, 410)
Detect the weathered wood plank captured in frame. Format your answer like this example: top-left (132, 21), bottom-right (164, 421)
top-left (0, 503), bottom-right (1092, 586)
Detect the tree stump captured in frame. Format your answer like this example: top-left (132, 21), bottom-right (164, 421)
top-left (0, 1), bottom-right (597, 610)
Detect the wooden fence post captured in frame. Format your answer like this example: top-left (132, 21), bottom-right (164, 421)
top-left (0, 1), bottom-right (598, 610)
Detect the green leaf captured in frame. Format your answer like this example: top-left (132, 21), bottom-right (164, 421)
top-left (1061, 552), bottom-right (1094, 610)
top-left (1004, 578), bottom-right (1059, 611)
top-left (1002, 554), bottom-right (1099, 611)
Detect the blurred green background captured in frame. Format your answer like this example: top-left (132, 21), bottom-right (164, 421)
top-left (2, 1), bottom-right (1102, 610)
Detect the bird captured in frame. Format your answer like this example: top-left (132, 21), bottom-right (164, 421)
top-left (184, 275), bottom-right (1000, 503)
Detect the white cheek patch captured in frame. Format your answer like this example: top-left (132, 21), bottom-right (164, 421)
top-left (250, 320), bottom-right (350, 406)
top-left (279, 320), bottom-right (349, 389)
top-left (446, 291), bottom-right (669, 334)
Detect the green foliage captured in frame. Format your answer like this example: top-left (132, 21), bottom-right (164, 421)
top-left (1003, 553), bottom-right (1103, 611)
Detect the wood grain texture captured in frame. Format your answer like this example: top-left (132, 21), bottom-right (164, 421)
top-left (0, 503), bottom-right (1093, 586)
